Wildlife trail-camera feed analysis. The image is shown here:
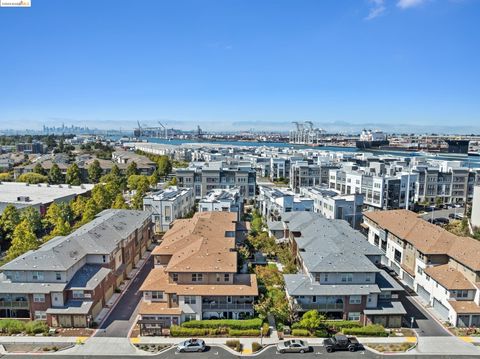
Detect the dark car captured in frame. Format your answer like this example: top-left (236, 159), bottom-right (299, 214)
top-left (434, 217), bottom-right (449, 225)
top-left (323, 334), bottom-right (360, 353)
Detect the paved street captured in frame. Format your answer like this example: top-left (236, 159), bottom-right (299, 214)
top-left (420, 206), bottom-right (464, 221)
top-left (96, 255), bottom-right (153, 337)
top-left (398, 291), bottom-right (451, 337)
top-left (3, 345), bottom-right (480, 359)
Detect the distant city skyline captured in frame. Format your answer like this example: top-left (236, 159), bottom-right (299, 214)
top-left (1, 0), bottom-right (480, 133)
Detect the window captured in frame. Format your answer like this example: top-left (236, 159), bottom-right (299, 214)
top-left (184, 314), bottom-right (196, 322)
top-left (417, 266), bottom-right (424, 275)
top-left (341, 273), bottom-right (353, 283)
top-left (32, 271), bottom-right (44, 281)
top-left (349, 295), bottom-right (361, 305)
top-left (72, 290), bottom-right (84, 299)
top-left (172, 273), bottom-right (178, 282)
top-left (184, 296), bottom-right (196, 304)
top-left (102, 255), bottom-right (107, 263)
top-left (34, 311), bottom-right (47, 320)
top-left (151, 291), bottom-right (163, 300)
top-left (192, 273), bottom-right (203, 282)
top-left (323, 273), bottom-right (329, 282)
top-left (55, 272), bottom-right (62, 281)
top-left (33, 294), bottom-right (45, 303)
top-left (224, 273), bottom-right (230, 282)
top-left (348, 312), bottom-right (361, 321)
top-left (454, 290), bottom-right (469, 299)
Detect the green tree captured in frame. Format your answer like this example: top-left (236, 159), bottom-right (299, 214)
top-left (149, 169), bottom-right (160, 187)
top-left (112, 193), bottom-right (128, 209)
top-left (126, 161), bottom-right (138, 177)
top-left (20, 207), bottom-right (43, 236)
top-left (6, 219), bottom-right (39, 261)
top-left (66, 163), bottom-right (82, 185)
top-left (131, 188), bottom-right (147, 210)
top-left (82, 198), bottom-right (99, 224)
top-left (157, 155), bottom-right (172, 176)
top-left (48, 163), bottom-right (64, 184)
top-left (44, 203), bottom-right (61, 231)
top-left (17, 173), bottom-right (48, 184)
top-left (127, 175), bottom-right (150, 192)
top-left (50, 218), bottom-right (71, 237)
top-left (0, 204), bottom-right (21, 246)
top-left (88, 160), bottom-right (102, 183)
top-left (92, 184), bottom-right (112, 210)
top-left (33, 163), bottom-right (46, 176)
top-left (164, 176), bottom-right (178, 188)
top-left (71, 196), bottom-right (86, 220)
top-left (298, 310), bottom-right (324, 334)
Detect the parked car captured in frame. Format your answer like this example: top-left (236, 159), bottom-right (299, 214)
top-left (449, 213), bottom-right (464, 220)
top-left (277, 339), bottom-right (310, 354)
top-left (176, 339), bottom-right (206, 352)
top-left (434, 217), bottom-right (449, 225)
top-left (324, 334), bottom-right (360, 353)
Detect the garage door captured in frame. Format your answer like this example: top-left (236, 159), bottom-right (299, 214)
top-left (432, 299), bottom-right (449, 321)
top-left (402, 272), bottom-right (414, 289)
top-left (73, 315), bottom-right (86, 327)
top-left (104, 285), bottom-right (114, 303)
top-left (390, 262), bottom-right (401, 275)
top-left (59, 315), bottom-right (72, 327)
top-left (416, 285), bottom-right (430, 304)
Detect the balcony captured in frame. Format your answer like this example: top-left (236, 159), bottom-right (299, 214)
top-left (296, 302), bottom-right (344, 311)
top-left (0, 300), bottom-right (29, 308)
top-left (202, 299), bottom-right (254, 311)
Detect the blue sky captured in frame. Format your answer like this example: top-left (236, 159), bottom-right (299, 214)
top-left (0, 0), bottom-right (479, 132)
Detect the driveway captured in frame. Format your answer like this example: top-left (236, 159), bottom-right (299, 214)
top-left (420, 207), bottom-right (464, 221)
top-left (398, 291), bottom-right (451, 337)
top-left (96, 255), bottom-right (154, 337)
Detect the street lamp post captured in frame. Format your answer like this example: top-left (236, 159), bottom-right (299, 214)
top-left (260, 327), bottom-right (263, 345)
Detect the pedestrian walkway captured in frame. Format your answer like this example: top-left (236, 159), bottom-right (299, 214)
top-left (414, 336), bottom-right (480, 355)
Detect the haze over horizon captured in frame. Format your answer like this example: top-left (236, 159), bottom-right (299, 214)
top-left (1, 0), bottom-right (480, 134)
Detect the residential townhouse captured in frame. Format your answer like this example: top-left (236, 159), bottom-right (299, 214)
top-left (299, 186), bottom-right (364, 229)
top-left (289, 161), bottom-right (339, 192)
top-left (258, 185), bottom-right (313, 221)
top-left (143, 186), bottom-right (195, 233)
top-left (364, 210), bottom-right (480, 327)
top-left (138, 212), bottom-right (258, 334)
top-left (274, 212), bottom-right (405, 327)
top-left (413, 165), bottom-right (480, 205)
top-left (0, 209), bottom-right (152, 327)
top-left (198, 188), bottom-right (243, 221)
top-left (175, 161), bottom-right (256, 200)
top-left (472, 185), bottom-right (480, 228)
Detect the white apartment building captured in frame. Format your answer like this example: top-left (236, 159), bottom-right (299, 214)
top-left (143, 186), bottom-right (195, 232)
top-left (198, 188), bottom-right (243, 221)
top-left (472, 185), bottom-right (480, 228)
top-left (258, 185), bottom-right (313, 221)
top-left (300, 186), bottom-right (364, 229)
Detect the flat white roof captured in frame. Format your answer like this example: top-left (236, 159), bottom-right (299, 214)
top-left (0, 182), bottom-right (94, 213)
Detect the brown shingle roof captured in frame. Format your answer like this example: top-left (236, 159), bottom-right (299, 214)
top-left (140, 268), bottom-right (258, 296)
top-left (424, 264), bottom-right (476, 290)
top-left (364, 210), bottom-right (480, 271)
top-left (153, 212), bottom-right (237, 272)
top-left (448, 300), bottom-right (480, 314)
top-left (138, 301), bottom-right (182, 316)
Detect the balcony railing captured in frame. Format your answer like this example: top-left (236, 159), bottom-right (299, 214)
top-left (0, 300), bottom-right (29, 308)
top-left (201, 301), bottom-right (254, 311)
top-left (296, 302), bottom-right (344, 311)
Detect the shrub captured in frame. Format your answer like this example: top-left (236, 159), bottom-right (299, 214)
top-left (252, 342), bottom-right (262, 353)
top-left (291, 329), bottom-right (310, 337)
top-left (343, 324), bottom-right (388, 337)
top-left (314, 329), bottom-right (329, 337)
top-left (323, 320), bottom-right (362, 330)
top-left (229, 329), bottom-right (260, 336)
top-left (182, 318), bottom-right (262, 329)
top-left (261, 323), bottom-right (270, 336)
top-left (226, 339), bottom-right (242, 352)
top-left (170, 326), bottom-right (209, 337)
top-left (0, 319), bottom-right (26, 334)
top-left (25, 320), bottom-right (48, 334)
top-left (276, 322), bottom-right (284, 332)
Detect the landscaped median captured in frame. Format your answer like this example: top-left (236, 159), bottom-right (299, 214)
top-left (170, 318), bottom-right (270, 337)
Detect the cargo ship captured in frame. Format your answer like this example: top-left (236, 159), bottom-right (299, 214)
top-left (356, 130), bottom-right (389, 149)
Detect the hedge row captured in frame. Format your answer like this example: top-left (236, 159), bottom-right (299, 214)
top-left (229, 329), bottom-right (260, 337)
top-left (323, 320), bottom-right (362, 330)
top-left (170, 326), bottom-right (211, 337)
top-left (181, 318), bottom-right (263, 329)
top-left (342, 324), bottom-right (388, 337)
top-left (0, 320), bottom-right (48, 335)
top-left (291, 329), bottom-right (310, 337)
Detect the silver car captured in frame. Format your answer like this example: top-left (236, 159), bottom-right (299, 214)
top-left (277, 339), bottom-right (310, 354)
top-left (176, 338), bottom-right (206, 352)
